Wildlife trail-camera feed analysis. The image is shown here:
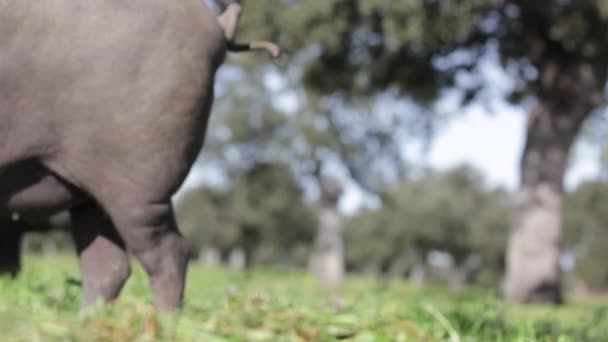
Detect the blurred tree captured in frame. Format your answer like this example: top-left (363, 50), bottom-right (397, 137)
top-left (234, 0), bottom-right (608, 303)
top-left (175, 186), bottom-right (239, 261)
top-left (564, 180), bottom-right (608, 291)
top-left (175, 162), bottom-right (315, 268)
top-left (345, 166), bottom-right (511, 288)
top-left (230, 162), bottom-right (316, 266)
top-left (308, 178), bottom-right (345, 288)
top-left (204, 0), bottom-right (432, 286)
top-left (203, 65), bottom-right (418, 285)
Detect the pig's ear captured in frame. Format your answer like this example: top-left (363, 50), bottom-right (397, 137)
top-left (217, 3), bottom-right (242, 41)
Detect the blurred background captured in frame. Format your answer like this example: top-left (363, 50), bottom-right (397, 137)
top-left (25, 0), bottom-right (608, 304)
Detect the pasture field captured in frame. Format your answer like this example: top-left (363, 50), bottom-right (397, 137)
top-left (0, 254), bottom-right (607, 341)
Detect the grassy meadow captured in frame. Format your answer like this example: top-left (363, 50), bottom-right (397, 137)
top-left (0, 254), bottom-right (606, 341)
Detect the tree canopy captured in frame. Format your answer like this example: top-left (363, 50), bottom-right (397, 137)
top-left (198, 0), bottom-right (608, 301)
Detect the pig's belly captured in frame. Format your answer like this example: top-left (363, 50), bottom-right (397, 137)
top-left (0, 161), bottom-right (85, 219)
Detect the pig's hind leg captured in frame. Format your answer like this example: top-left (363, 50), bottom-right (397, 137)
top-left (71, 202), bottom-right (131, 307)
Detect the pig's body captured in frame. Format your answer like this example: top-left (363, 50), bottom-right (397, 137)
top-left (0, 0), bottom-right (226, 309)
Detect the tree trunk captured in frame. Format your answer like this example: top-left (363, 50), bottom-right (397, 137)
top-left (198, 245), bottom-right (221, 267)
top-left (309, 205), bottom-right (345, 288)
top-left (406, 248), bottom-right (427, 285)
top-left (228, 247), bottom-right (246, 271)
top-left (449, 254), bottom-right (482, 291)
top-left (504, 99), bottom-right (588, 304)
top-left (0, 226), bottom-right (23, 277)
top-left (41, 238), bottom-right (58, 255)
top-left (408, 262), bottom-right (427, 286)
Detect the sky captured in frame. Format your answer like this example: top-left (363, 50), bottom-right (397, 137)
top-left (424, 105), bottom-right (525, 189)
top-left (334, 104), bottom-right (603, 213)
top-left (421, 103), bottom-right (602, 192)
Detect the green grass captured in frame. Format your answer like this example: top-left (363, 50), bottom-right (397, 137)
top-left (0, 255), bottom-right (607, 341)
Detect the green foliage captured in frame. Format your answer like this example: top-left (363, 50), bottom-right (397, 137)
top-left (175, 162), bottom-right (316, 266)
top-left (239, 0), bottom-right (484, 100)
top-left (1, 254), bottom-right (607, 341)
top-left (175, 186), bottom-right (239, 253)
top-left (345, 166), bottom-right (511, 284)
top-left (208, 1), bottom-right (447, 196)
top-left (206, 63), bottom-right (414, 195)
top-left (175, 162), bottom-right (514, 287)
top-left (239, 0), bottom-right (608, 105)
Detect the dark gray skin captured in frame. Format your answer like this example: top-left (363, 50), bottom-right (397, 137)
top-left (0, 0), bottom-right (227, 310)
top-left (0, 1), bottom-right (283, 294)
